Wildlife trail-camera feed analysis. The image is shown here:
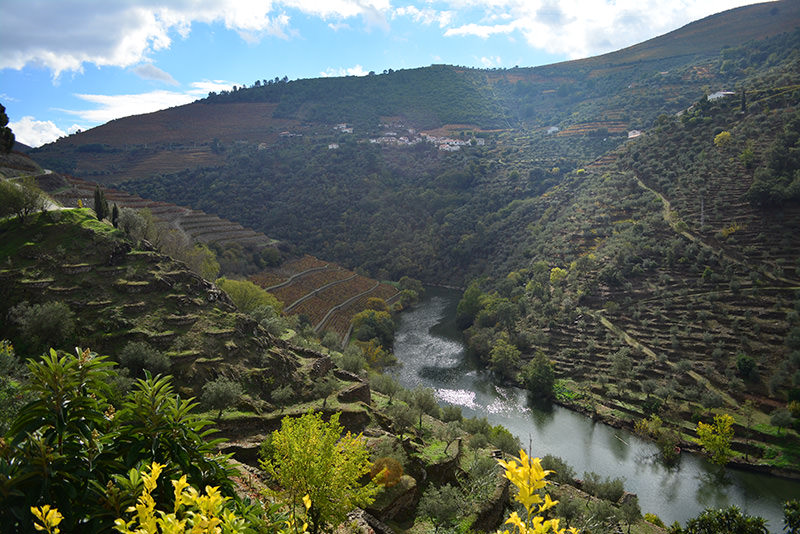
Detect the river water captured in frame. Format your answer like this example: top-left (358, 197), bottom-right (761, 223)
top-left (390, 287), bottom-right (799, 531)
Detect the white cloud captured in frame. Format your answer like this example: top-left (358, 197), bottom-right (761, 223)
top-left (440, 0), bottom-right (758, 59)
top-left (480, 55), bottom-right (502, 67)
top-left (63, 90), bottom-right (198, 124)
top-left (188, 79), bottom-right (240, 96)
top-left (132, 63), bottom-right (179, 85)
top-left (394, 6), bottom-right (453, 27)
top-left (0, 0), bottom-right (393, 77)
top-left (320, 64), bottom-right (371, 77)
top-left (9, 116), bottom-right (67, 147)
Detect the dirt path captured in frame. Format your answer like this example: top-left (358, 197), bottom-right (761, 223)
top-left (634, 175), bottom-right (800, 286)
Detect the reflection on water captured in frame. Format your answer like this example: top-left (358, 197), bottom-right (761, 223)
top-left (391, 288), bottom-right (800, 532)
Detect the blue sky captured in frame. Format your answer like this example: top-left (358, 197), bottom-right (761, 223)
top-left (0, 0), bottom-right (759, 147)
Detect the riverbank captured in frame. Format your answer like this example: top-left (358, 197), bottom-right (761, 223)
top-left (392, 287), bottom-right (800, 531)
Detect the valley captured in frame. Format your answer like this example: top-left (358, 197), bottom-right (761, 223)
top-left (2, 1), bottom-right (800, 532)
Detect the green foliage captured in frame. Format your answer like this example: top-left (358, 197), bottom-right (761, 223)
top-left (93, 185), bottom-right (109, 221)
top-left (737, 354), bottom-right (758, 381)
top-left (8, 300), bottom-right (75, 354)
top-left (118, 340), bottom-right (170, 378)
top-left (417, 483), bottom-right (464, 533)
top-left (456, 282), bottom-right (484, 329)
top-left (785, 499), bottom-right (800, 534)
top-left (489, 334), bottom-right (521, 381)
top-left (670, 505), bottom-right (768, 534)
top-left (0, 175), bottom-right (45, 223)
top-left (408, 386), bottom-right (439, 430)
top-left (259, 411), bottom-right (377, 534)
top-left (0, 340), bottom-right (29, 435)
top-left (333, 345), bottom-right (366, 375)
top-left (386, 402), bottom-right (415, 438)
top-left (0, 103), bottom-right (15, 153)
top-left (1, 347), bottom-right (235, 533)
top-left (694, 413), bottom-right (735, 466)
top-left (351, 309), bottom-right (395, 349)
top-left (540, 454), bottom-right (576, 485)
top-left (216, 277), bottom-right (283, 314)
top-left (581, 471), bottom-right (626, 502)
top-left (770, 408), bottom-right (794, 435)
top-left (521, 352), bottom-right (555, 399)
top-left (369, 372), bottom-right (400, 403)
top-left (201, 376), bottom-right (244, 420)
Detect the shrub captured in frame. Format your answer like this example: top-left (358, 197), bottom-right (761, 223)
top-left (118, 341), bottom-right (170, 377)
top-left (540, 454), bottom-right (576, 485)
top-left (9, 301), bottom-right (75, 354)
top-left (582, 471), bottom-right (625, 502)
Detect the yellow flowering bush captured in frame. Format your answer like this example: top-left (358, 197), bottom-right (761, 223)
top-left (113, 461), bottom-right (246, 534)
top-left (497, 450), bottom-right (578, 534)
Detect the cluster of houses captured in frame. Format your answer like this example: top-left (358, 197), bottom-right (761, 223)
top-left (368, 130), bottom-right (485, 151)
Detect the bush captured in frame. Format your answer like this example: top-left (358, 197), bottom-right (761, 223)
top-left (540, 454), bottom-right (576, 485)
top-left (9, 301), bottom-right (75, 354)
top-left (118, 341), bottom-right (170, 377)
top-left (582, 471), bottom-right (626, 502)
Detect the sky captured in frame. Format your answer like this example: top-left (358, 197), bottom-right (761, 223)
top-left (0, 0), bottom-right (763, 147)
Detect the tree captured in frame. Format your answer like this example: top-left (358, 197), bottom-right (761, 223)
top-left (272, 384), bottom-right (295, 412)
top-left (201, 376), bottom-right (244, 421)
top-left (111, 203), bottom-right (119, 227)
top-left (0, 103), bottom-right (15, 153)
top-left (410, 386), bottom-right (439, 431)
top-left (521, 352), bottom-right (555, 399)
top-left (418, 484), bottom-right (463, 533)
top-left (386, 402), bottom-right (415, 439)
top-left (312, 372), bottom-right (338, 408)
top-left (9, 300), bottom-right (75, 354)
top-left (260, 412), bottom-right (378, 534)
top-left (216, 277), bottom-right (283, 314)
top-left (620, 496), bottom-right (641, 534)
top-left (694, 413), bottom-right (735, 466)
top-left (456, 281), bottom-right (483, 329)
top-left (489, 334), bottom-right (521, 381)
top-left (370, 372), bottom-right (400, 404)
top-left (93, 185), bottom-right (109, 221)
top-left (351, 309), bottom-right (395, 349)
top-left (0, 176), bottom-right (45, 223)
top-left (2, 348), bottom-right (237, 533)
top-left (671, 505), bottom-right (767, 534)
top-left (714, 131), bottom-right (732, 148)
top-left (770, 408), bottom-right (793, 435)
top-left (118, 340), bottom-right (170, 377)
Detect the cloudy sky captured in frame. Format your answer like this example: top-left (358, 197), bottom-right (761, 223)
top-left (0, 0), bottom-right (760, 147)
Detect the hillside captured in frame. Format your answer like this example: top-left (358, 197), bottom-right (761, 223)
top-left (18, 0), bottom-right (800, 473)
top-left (28, 1), bottom-right (800, 185)
top-left (456, 61), bottom-right (800, 470)
top-left (30, 170), bottom-right (399, 344)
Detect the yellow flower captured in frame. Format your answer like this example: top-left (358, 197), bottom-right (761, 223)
top-left (31, 505), bottom-right (63, 534)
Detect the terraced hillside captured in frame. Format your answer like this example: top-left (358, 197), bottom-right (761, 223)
top-left (0, 209), bottom-right (300, 398)
top-left (39, 174), bottom-right (277, 250)
top-left (250, 256), bottom-right (399, 344)
top-left (33, 172), bottom-right (400, 343)
top-left (459, 78), bottom-right (800, 470)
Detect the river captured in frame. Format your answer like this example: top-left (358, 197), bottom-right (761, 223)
top-left (390, 287), bottom-right (799, 532)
